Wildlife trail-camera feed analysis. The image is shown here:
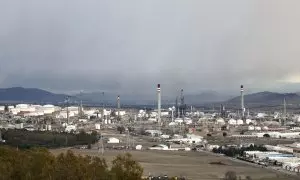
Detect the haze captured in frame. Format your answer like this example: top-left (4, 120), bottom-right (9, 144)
top-left (1, 0), bottom-right (300, 97)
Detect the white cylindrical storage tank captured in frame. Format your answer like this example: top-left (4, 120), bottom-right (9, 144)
top-left (237, 119), bottom-right (244, 125)
top-left (136, 145), bottom-right (142, 150)
top-left (169, 122), bottom-right (177, 126)
top-left (246, 119), bottom-right (252, 124)
top-left (216, 118), bottom-right (225, 125)
top-left (263, 126), bottom-right (269, 131)
top-left (228, 119), bottom-right (237, 125)
top-left (255, 126), bottom-right (262, 131)
top-left (248, 125), bottom-right (255, 131)
top-left (15, 123), bottom-right (23, 129)
top-left (47, 125), bottom-right (52, 131)
top-left (95, 123), bottom-right (101, 130)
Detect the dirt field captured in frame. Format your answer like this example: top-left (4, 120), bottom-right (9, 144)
top-left (50, 149), bottom-right (299, 180)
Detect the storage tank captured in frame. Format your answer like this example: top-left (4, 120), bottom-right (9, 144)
top-left (216, 118), bottom-right (225, 125)
top-left (263, 126), bottom-right (269, 131)
top-left (237, 119), bottom-right (244, 125)
top-left (46, 125), bottom-right (52, 131)
top-left (95, 124), bottom-right (101, 130)
top-left (228, 119), bottom-right (237, 125)
top-left (255, 126), bottom-right (262, 131)
top-left (248, 125), bottom-right (255, 131)
top-left (15, 123), bottom-right (23, 129)
top-left (246, 119), bottom-right (252, 124)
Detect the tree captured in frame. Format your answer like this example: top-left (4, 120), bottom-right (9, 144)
top-left (224, 171), bottom-right (237, 180)
top-left (111, 153), bottom-right (143, 180)
top-left (223, 132), bottom-right (227, 137)
top-left (117, 126), bottom-right (126, 134)
top-left (87, 144), bottom-right (92, 149)
top-left (245, 176), bottom-right (252, 180)
top-left (263, 134), bottom-right (270, 138)
top-left (207, 133), bottom-right (212, 137)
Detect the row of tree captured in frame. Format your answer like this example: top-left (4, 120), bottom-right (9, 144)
top-left (212, 144), bottom-right (267, 157)
top-left (1, 129), bottom-right (98, 149)
top-left (0, 146), bottom-right (143, 180)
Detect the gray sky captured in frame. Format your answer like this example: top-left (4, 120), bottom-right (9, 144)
top-left (1, 0), bottom-right (300, 96)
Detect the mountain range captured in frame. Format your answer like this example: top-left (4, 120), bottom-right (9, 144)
top-left (0, 87), bottom-right (299, 106)
top-left (0, 87), bottom-right (68, 104)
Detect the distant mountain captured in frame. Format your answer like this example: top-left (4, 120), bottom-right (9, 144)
top-left (184, 91), bottom-right (233, 105)
top-left (76, 90), bottom-right (233, 106)
top-left (227, 91), bottom-right (300, 105)
top-left (0, 87), bottom-right (68, 104)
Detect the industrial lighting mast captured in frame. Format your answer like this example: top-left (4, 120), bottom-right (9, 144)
top-left (117, 95), bottom-right (120, 121)
top-left (157, 84), bottom-right (161, 124)
top-left (241, 85), bottom-right (245, 119)
top-left (283, 97), bottom-right (287, 126)
top-left (66, 96), bottom-right (70, 124)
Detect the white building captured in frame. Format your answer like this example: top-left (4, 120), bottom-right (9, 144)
top-left (107, 137), bottom-right (120, 144)
top-left (65, 125), bottom-right (77, 132)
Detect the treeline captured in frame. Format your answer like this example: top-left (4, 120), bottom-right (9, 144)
top-left (1, 129), bottom-right (98, 149)
top-left (0, 146), bottom-right (143, 180)
top-left (212, 144), bottom-right (267, 157)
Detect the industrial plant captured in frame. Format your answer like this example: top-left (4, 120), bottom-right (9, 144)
top-left (1, 84), bottom-right (300, 178)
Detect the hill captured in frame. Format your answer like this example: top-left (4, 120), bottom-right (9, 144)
top-left (0, 87), bottom-right (68, 104)
top-left (184, 91), bottom-right (233, 105)
top-left (227, 91), bottom-right (300, 105)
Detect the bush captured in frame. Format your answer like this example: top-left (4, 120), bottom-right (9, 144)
top-left (1, 129), bottom-right (98, 149)
top-left (0, 146), bottom-right (143, 180)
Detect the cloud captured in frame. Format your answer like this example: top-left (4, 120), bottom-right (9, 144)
top-left (1, 0), bottom-right (300, 96)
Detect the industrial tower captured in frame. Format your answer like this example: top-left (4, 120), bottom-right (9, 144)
top-left (157, 84), bottom-right (161, 124)
top-left (240, 85), bottom-right (245, 119)
top-left (117, 95), bottom-right (120, 121)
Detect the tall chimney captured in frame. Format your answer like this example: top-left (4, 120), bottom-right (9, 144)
top-left (157, 84), bottom-right (161, 124)
top-left (240, 85), bottom-right (245, 119)
top-left (117, 95), bottom-right (120, 120)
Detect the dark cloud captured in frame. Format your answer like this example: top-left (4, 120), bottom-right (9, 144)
top-left (1, 0), bottom-right (300, 97)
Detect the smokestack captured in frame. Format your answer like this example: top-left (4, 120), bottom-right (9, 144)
top-left (240, 85), bottom-right (245, 119)
top-left (157, 84), bottom-right (161, 124)
top-left (117, 95), bottom-right (120, 120)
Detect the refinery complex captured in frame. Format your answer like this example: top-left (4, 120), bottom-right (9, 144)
top-left (2, 84), bottom-right (300, 177)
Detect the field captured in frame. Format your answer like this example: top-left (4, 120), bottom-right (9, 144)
top-left (50, 148), bottom-right (299, 180)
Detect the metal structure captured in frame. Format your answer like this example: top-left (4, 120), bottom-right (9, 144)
top-left (65, 96), bottom-right (70, 124)
top-left (220, 104), bottom-right (226, 118)
top-left (117, 95), bottom-right (121, 121)
top-left (241, 85), bottom-right (245, 119)
top-left (283, 97), bottom-right (287, 126)
top-left (175, 89), bottom-right (186, 118)
top-left (157, 84), bottom-right (161, 124)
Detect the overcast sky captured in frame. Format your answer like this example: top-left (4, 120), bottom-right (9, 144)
top-left (1, 0), bottom-right (300, 96)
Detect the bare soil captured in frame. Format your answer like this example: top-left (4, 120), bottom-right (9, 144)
top-left (50, 148), bottom-right (299, 180)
